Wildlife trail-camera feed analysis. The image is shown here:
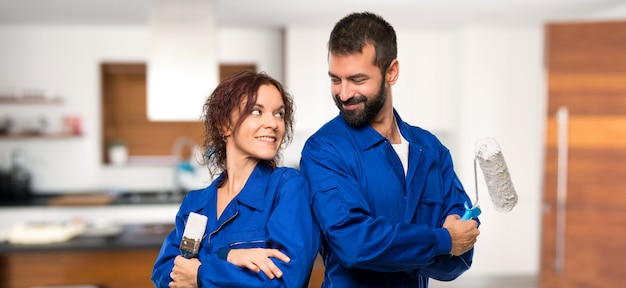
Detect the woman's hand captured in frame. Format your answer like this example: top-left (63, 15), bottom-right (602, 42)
top-left (169, 256), bottom-right (201, 288)
top-left (227, 248), bottom-right (291, 279)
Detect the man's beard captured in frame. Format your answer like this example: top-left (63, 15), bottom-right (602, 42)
top-left (334, 80), bottom-right (387, 128)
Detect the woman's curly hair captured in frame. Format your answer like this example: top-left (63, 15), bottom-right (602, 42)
top-left (201, 70), bottom-right (295, 178)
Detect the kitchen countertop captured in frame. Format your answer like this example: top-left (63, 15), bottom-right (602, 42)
top-left (0, 191), bottom-right (186, 207)
top-left (0, 222), bottom-right (173, 253)
top-left (0, 192), bottom-right (181, 253)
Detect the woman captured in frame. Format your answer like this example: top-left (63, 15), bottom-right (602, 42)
top-left (152, 70), bottom-right (320, 288)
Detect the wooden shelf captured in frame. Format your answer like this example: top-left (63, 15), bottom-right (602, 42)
top-left (0, 96), bottom-right (62, 104)
top-left (0, 133), bottom-right (81, 140)
top-left (0, 95), bottom-right (78, 140)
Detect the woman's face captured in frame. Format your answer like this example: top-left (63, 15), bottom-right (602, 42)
top-left (227, 84), bottom-right (286, 162)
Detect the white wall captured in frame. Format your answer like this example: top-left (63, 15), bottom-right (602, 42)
top-left (453, 26), bottom-right (545, 277)
top-left (0, 25), bottom-right (283, 193)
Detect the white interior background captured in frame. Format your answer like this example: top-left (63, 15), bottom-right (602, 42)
top-left (0, 3), bottom-right (625, 281)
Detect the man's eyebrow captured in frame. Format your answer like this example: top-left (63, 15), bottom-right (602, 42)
top-left (348, 73), bottom-right (369, 80)
top-left (328, 72), bottom-right (369, 80)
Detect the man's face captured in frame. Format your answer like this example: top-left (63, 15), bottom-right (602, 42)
top-left (328, 44), bottom-right (387, 128)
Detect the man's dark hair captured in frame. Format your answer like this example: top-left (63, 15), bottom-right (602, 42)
top-left (328, 12), bottom-right (397, 74)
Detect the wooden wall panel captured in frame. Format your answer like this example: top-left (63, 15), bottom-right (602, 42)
top-left (102, 63), bottom-right (204, 162)
top-left (541, 20), bottom-right (626, 288)
top-left (100, 63), bottom-right (255, 164)
top-left (546, 21), bottom-right (626, 73)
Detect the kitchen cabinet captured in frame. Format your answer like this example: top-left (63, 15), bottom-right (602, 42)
top-left (0, 248), bottom-right (160, 288)
top-left (0, 224), bottom-right (169, 288)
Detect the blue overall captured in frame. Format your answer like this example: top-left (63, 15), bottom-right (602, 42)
top-left (300, 110), bottom-right (476, 288)
top-left (152, 164), bottom-right (321, 287)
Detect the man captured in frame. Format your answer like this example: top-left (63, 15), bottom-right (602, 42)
top-left (299, 12), bottom-right (480, 287)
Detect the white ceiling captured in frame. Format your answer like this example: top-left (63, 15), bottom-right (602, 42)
top-left (0, 0), bottom-right (624, 29)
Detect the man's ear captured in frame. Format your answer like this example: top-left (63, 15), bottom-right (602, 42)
top-left (386, 59), bottom-right (399, 85)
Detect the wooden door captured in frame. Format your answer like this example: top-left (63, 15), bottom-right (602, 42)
top-left (540, 21), bottom-right (626, 287)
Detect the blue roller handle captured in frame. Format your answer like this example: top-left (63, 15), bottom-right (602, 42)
top-left (461, 201), bottom-right (481, 220)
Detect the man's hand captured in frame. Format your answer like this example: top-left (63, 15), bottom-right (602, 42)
top-left (169, 256), bottom-right (201, 288)
top-left (227, 248), bottom-right (291, 279)
top-left (443, 214), bottom-right (480, 256)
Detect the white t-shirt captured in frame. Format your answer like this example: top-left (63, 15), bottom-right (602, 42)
top-left (391, 129), bottom-right (409, 176)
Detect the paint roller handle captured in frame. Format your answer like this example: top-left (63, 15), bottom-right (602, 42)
top-left (461, 201), bottom-right (481, 220)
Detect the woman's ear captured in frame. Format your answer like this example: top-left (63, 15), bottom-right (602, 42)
top-left (220, 125), bottom-right (232, 138)
top-left (220, 126), bottom-right (232, 143)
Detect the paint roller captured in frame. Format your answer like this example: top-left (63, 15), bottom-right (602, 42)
top-left (462, 137), bottom-right (518, 220)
